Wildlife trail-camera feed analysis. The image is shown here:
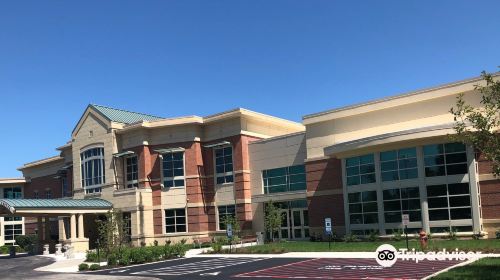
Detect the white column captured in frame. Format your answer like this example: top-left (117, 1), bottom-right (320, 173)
top-left (467, 145), bottom-right (482, 234)
top-left (78, 214), bottom-right (84, 238)
top-left (58, 217), bottom-right (66, 241)
top-left (70, 214), bottom-right (77, 240)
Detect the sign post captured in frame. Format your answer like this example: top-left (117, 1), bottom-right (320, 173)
top-left (402, 214), bottom-right (410, 250)
top-left (325, 218), bottom-right (332, 249)
top-left (226, 224), bottom-right (233, 253)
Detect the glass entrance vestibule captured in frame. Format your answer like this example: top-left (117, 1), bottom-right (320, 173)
top-left (267, 199), bottom-right (310, 240)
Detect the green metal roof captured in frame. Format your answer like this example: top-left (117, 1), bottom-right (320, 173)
top-left (90, 104), bottom-right (164, 124)
top-left (0, 198), bottom-right (112, 212)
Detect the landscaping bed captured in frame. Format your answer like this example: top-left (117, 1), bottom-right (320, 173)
top-left (210, 239), bottom-right (500, 254)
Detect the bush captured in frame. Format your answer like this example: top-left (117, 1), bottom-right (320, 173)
top-left (0, 245), bottom-right (23, 254)
top-left (130, 247), bottom-right (146, 264)
top-left (86, 250), bottom-right (99, 262)
top-left (495, 231), bottom-right (500, 239)
top-left (392, 229), bottom-right (404, 241)
top-left (447, 227), bottom-right (458, 240)
top-left (172, 243), bottom-right (187, 257)
top-left (89, 264), bottom-right (100, 271)
top-left (14, 235), bottom-right (38, 252)
top-left (368, 230), bottom-right (379, 242)
top-left (107, 253), bottom-right (118, 266)
top-left (78, 263), bottom-right (89, 271)
top-left (211, 241), bottom-right (223, 253)
top-left (343, 233), bottom-right (358, 242)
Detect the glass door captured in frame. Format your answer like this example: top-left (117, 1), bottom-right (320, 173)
top-left (279, 209), bottom-right (290, 239)
top-left (291, 209), bottom-right (310, 239)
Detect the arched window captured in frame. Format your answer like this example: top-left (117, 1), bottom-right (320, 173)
top-left (80, 147), bottom-right (105, 193)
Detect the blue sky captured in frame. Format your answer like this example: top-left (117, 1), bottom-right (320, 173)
top-left (1, 0), bottom-right (499, 177)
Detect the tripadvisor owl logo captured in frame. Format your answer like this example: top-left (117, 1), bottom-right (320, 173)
top-left (375, 244), bottom-right (397, 267)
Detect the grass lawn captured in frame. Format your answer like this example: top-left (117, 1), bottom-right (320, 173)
top-left (224, 239), bottom-right (500, 254)
top-left (431, 257), bottom-right (500, 279)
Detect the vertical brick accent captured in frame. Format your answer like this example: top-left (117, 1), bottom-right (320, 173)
top-left (479, 180), bottom-right (500, 219)
top-left (153, 209), bottom-right (163, 235)
top-left (306, 158), bottom-right (343, 192)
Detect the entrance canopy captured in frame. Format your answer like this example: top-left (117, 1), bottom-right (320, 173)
top-left (0, 198), bottom-right (112, 217)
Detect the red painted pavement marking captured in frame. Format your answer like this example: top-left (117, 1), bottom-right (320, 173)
top-left (233, 258), bottom-right (463, 279)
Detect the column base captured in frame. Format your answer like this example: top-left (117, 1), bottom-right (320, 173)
top-left (64, 238), bottom-right (89, 253)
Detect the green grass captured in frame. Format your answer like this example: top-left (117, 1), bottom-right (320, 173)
top-left (223, 239), bottom-right (500, 254)
top-left (431, 257), bottom-right (500, 279)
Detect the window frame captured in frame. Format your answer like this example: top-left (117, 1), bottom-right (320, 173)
top-left (262, 165), bottom-right (306, 194)
top-left (347, 190), bottom-right (379, 225)
top-left (80, 147), bottom-right (105, 194)
top-left (345, 154), bottom-right (376, 186)
top-left (427, 183), bottom-right (472, 222)
top-left (217, 204), bottom-right (236, 231)
top-left (214, 145), bottom-right (234, 185)
top-left (124, 155), bottom-right (139, 189)
top-left (380, 148), bottom-right (418, 182)
top-left (382, 186), bottom-right (422, 224)
top-left (3, 187), bottom-right (23, 199)
top-left (164, 208), bottom-right (187, 234)
top-left (423, 143), bottom-right (468, 177)
top-left (160, 151), bottom-right (186, 189)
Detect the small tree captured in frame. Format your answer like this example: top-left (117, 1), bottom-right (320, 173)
top-left (264, 201), bottom-right (281, 242)
top-left (451, 70), bottom-right (500, 175)
top-left (96, 210), bottom-right (129, 256)
top-left (221, 214), bottom-right (240, 237)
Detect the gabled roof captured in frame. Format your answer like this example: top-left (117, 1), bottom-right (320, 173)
top-left (90, 104), bottom-right (164, 124)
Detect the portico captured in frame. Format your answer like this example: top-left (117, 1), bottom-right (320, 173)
top-left (0, 198), bottom-right (112, 253)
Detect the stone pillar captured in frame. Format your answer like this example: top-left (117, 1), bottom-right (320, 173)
top-left (70, 214), bottom-right (77, 240)
top-left (58, 217), bottom-right (66, 241)
top-left (77, 214), bottom-right (84, 238)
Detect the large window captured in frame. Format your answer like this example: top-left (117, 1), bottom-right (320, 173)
top-left (427, 183), bottom-right (472, 221)
top-left (380, 148), bottom-right (418, 182)
top-left (4, 224), bottom-right (22, 243)
top-left (123, 212), bottom-right (132, 242)
top-left (215, 146), bottom-right (234, 184)
top-left (165, 208), bottom-right (187, 233)
top-left (348, 191), bottom-right (378, 224)
top-left (424, 143), bottom-right (468, 177)
top-left (46, 190), bottom-right (52, 199)
top-left (346, 154), bottom-right (376, 186)
top-left (80, 147), bottom-right (105, 193)
top-left (383, 187), bottom-right (421, 223)
top-left (3, 187), bottom-right (22, 199)
top-left (162, 152), bottom-right (185, 188)
top-left (125, 156), bottom-right (139, 188)
top-left (61, 177), bottom-right (71, 197)
top-left (262, 165), bottom-right (306, 194)
top-left (218, 205), bottom-right (236, 230)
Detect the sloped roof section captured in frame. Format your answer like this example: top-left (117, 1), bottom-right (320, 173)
top-left (90, 104), bottom-right (164, 124)
top-left (0, 198), bottom-right (112, 213)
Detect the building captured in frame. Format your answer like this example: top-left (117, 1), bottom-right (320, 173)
top-left (1, 73), bottom-right (499, 251)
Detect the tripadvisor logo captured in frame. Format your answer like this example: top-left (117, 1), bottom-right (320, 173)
top-left (375, 244), bottom-right (482, 267)
top-left (375, 244), bottom-right (397, 267)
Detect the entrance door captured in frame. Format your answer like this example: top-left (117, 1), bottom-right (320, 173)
top-left (291, 209), bottom-right (310, 239)
top-left (279, 210), bottom-right (290, 239)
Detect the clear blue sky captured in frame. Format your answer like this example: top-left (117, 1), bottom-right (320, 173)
top-left (1, 1), bottom-right (499, 177)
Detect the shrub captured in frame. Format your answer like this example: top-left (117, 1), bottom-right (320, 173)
top-left (89, 264), bottom-right (100, 271)
top-left (119, 248), bottom-right (131, 266)
top-left (495, 231), bottom-right (500, 239)
top-left (150, 245), bottom-right (163, 261)
top-left (343, 233), bottom-right (358, 242)
top-left (211, 241), bottom-right (223, 253)
top-left (447, 227), bottom-right (458, 240)
top-left (172, 243), bottom-right (187, 257)
top-left (163, 242), bottom-right (173, 259)
top-left (86, 250), bottom-right (99, 262)
top-left (14, 235), bottom-right (38, 252)
top-left (78, 263), bottom-right (89, 271)
top-left (368, 230), bottom-right (379, 242)
top-left (392, 229), bottom-right (404, 241)
top-left (107, 253), bottom-right (118, 266)
top-left (130, 247), bottom-right (146, 264)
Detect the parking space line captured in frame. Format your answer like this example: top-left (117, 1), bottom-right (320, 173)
top-left (131, 257), bottom-right (269, 276)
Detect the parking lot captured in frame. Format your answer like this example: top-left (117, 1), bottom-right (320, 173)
top-left (87, 256), bottom-right (464, 280)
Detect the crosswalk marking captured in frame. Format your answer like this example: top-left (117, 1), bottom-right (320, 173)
top-left (131, 257), bottom-right (267, 276)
